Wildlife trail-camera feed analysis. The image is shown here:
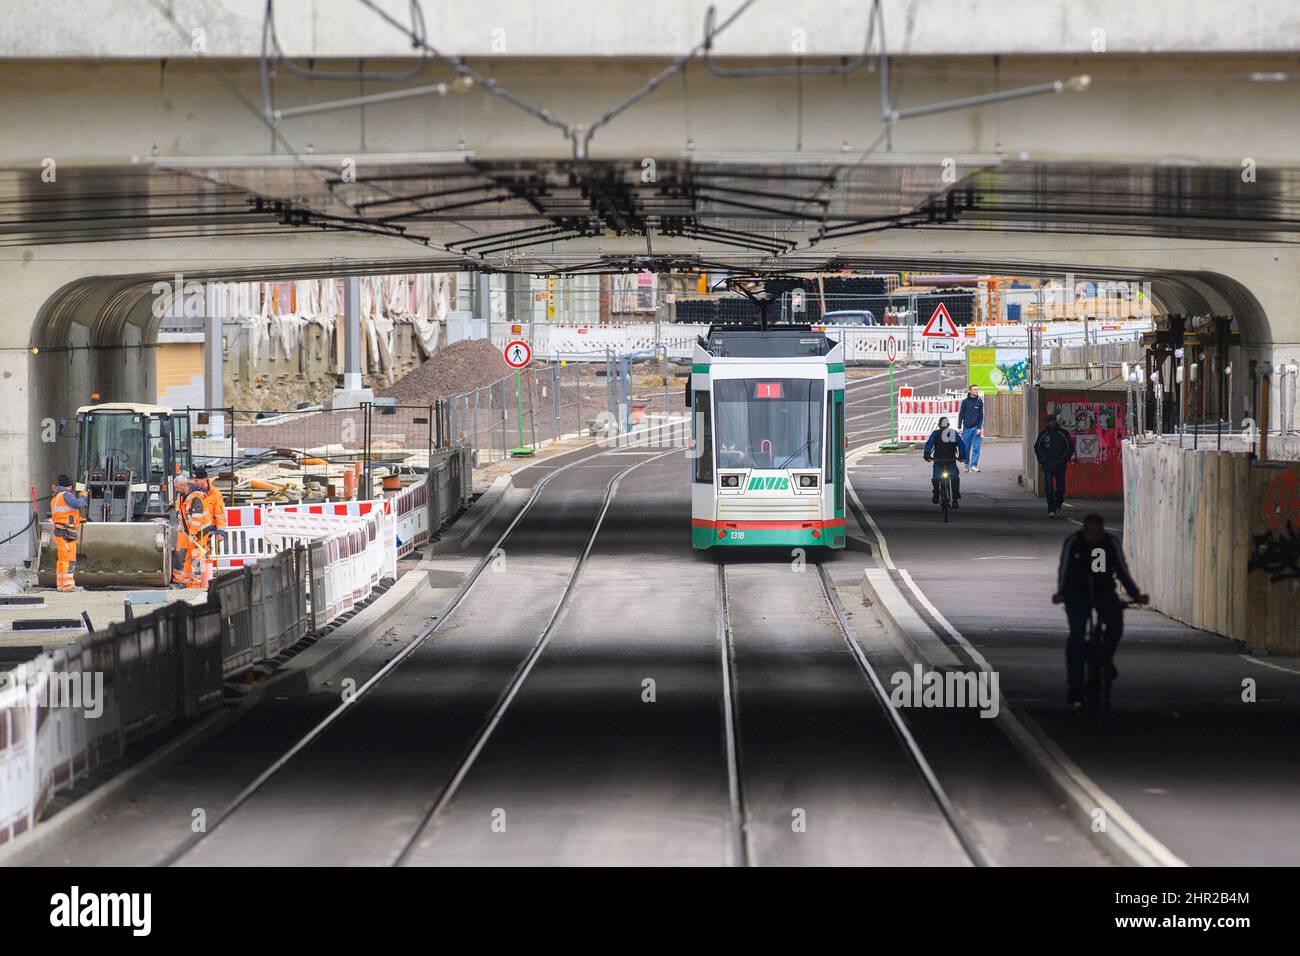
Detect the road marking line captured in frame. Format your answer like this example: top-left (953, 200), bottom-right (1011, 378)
top-left (845, 370), bottom-right (893, 388)
top-left (1239, 654), bottom-right (1300, 677)
top-left (847, 480), bottom-right (894, 569)
top-left (850, 470), bottom-right (1188, 868)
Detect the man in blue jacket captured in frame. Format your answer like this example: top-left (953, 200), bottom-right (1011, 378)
top-left (957, 385), bottom-right (984, 472)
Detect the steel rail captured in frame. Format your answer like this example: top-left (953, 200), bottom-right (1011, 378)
top-left (814, 562), bottom-right (990, 867)
top-left (158, 443), bottom-right (662, 866)
top-left (392, 448), bottom-right (680, 864)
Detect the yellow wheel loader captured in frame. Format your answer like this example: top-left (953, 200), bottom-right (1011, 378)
top-left (37, 403), bottom-right (193, 588)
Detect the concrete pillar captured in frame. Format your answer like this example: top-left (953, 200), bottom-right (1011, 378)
top-left (204, 283), bottom-right (225, 439)
top-left (343, 276), bottom-right (363, 391)
top-left (330, 275), bottom-right (374, 408)
top-left (475, 271), bottom-right (492, 342)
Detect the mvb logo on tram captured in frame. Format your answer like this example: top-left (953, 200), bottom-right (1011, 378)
top-left (49, 886), bottom-right (151, 937)
top-left (746, 475), bottom-right (790, 491)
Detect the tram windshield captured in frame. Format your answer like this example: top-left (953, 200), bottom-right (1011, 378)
top-left (714, 378), bottom-right (823, 470)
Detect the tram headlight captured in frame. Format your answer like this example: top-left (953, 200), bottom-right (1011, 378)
top-left (720, 474), bottom-right (741, 488)
top-left (798, 475), bottom-right (819, 488)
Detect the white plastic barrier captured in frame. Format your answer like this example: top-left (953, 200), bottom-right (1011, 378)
top-left (496, 319), bottom-right (1153, 362)
top-left (0, 639), bottom-right (123, 846)
top-left (896, 389), bottom-right (963, 443)
top-left (0, 662), bottom-right (39, 844)
top-left (263, 505), bottom-right (397, 628)
top-left (391, 480), bottom-right (430, 558)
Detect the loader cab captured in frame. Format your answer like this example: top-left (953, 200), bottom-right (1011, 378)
top-left (75, 403), bottom-right (192, 521)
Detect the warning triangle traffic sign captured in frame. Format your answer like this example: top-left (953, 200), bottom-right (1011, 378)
top-left (921, 303), bottom-right (959, 337)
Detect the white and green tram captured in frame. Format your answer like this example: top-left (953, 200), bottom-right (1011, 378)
top-left (689, 326), bottom-right (847, 550)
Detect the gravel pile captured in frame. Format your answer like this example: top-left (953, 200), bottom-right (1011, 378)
top-left (379, 338), bottom-right (510, 403)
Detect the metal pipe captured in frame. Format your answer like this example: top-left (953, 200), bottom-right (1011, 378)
top-left (890, 77), bottom-right (1090, 122)
top-left (274, 82), bottom-right (450, 120)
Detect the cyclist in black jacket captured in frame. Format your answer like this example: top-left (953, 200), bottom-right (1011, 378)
top-left (1051, 514), bottom-right (1148, 707)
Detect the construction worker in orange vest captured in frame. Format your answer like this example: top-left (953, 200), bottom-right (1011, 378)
top-left (181, 481), bottom-right (213, 589)
top-left (191, 467), bottom-right (225, 584)
top-left (171, 476), bottom-right (194, 587)
top-left (192, 466), bottom-right (226, 546)
top-left (50, 474), bottom-right (87, 593)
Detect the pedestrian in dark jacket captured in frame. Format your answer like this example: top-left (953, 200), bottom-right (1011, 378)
top-left (1034, 413), bottom-right (1075, 517)
top-left (957, 385), bottom-right (984, 472)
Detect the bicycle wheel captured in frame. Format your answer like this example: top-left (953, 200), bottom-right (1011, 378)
top-left (940, 479), bottom-right (951, 522)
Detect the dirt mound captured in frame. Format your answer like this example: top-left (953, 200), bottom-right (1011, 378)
top-left (379, 338), bottom-right (510, 402)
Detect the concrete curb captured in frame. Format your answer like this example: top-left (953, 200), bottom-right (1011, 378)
top-left (431, 475), bottom-right (522, 554)
top-left (858, 567), bottom-right (1185, 868)
top-left (265, 566), bottom-right (440, 695)
top-left (860, 570), bottom-right (962, 670)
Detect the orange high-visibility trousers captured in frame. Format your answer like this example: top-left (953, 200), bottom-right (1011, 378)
top-left (55, 535), bottom-right (77, 592)
top-left (172, 530), bottom-right (195, 587)
top-left (185, 535), bottom-right (211, 590)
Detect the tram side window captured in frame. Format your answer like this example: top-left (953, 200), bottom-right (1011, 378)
top-left (694, 391), bottom-right (713, 482)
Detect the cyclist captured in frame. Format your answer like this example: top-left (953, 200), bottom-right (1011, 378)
top-left (923, 416), bottom-right (967, 509)
top-left (1051, 514), bottom-right (1149, 708)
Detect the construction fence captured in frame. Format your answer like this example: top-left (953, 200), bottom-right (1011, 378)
top-left (488, 320), bottom-right (1153, 365)
top-left (0, 462), bottom-right (471, 846)
top-left (194, 402), bottom-right (442, 509)
top-left (446, 357), bottom-right (678, 468)
top-left (1122, 438), bottom-right (1299, 656)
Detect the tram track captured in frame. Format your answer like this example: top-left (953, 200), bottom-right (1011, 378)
top-left (714, 553), bottom-right (988, 867)
top-left (715, 561), bottom-right (750, 867)
top-left (159, 444), bottom-right (677, 867)
top-left (813, 562), bottom-right (989, 866)
top-left (392, 447), bottom-right (678, 864)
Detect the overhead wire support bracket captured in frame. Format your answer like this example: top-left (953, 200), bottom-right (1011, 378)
top-left (701, 0), bottom-right (883, 78)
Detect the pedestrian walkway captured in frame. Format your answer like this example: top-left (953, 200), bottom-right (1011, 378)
top-left (850, 441), bottom-right (1300, 865)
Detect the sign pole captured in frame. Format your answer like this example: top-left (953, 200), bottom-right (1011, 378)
top-left (889, 359), bottom-right (896, 441)
top-left (880, 334), bottom-right (903, 452)
top-left (504, 338), bottom-right (535, 457)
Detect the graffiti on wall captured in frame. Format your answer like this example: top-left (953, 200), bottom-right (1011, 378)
top-left (1249, 469), bottom-right (1300, 583)
top-left (1047, 399), bottom-right (1125, 463)
top-left (1249, 523), bottom-right (1300, 583)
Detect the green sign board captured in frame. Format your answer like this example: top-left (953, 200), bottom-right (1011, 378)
top-left (967, 347), bottom-right (1031, 393)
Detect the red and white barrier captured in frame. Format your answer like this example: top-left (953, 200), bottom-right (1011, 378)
top-left (211, 477), bottom-right (429, 569)
top-left (896, 388), bottom-right (963, 443)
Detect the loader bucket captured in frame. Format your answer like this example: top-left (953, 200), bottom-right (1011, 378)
top-left (37, 520), bottom-right (172, 589)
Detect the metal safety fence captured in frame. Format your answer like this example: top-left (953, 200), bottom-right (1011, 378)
top-left (189, 402), bottom-right (441, 509)
top-left (445, 357), bottom-right (680, 467)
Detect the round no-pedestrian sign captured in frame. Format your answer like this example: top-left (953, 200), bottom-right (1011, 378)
top-left (885, 334), bottom-right (898, 364)
top-left (504, 340), bottom-right (532, 369)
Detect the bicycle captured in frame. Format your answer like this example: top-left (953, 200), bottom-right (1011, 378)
top-left (936, 466), bottom-right (954, 522)
top-left (1081, 595), bottom-right (1141, 728)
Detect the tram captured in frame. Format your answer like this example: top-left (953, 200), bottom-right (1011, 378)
top-left (689, 325), bottom-right (846, 549)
